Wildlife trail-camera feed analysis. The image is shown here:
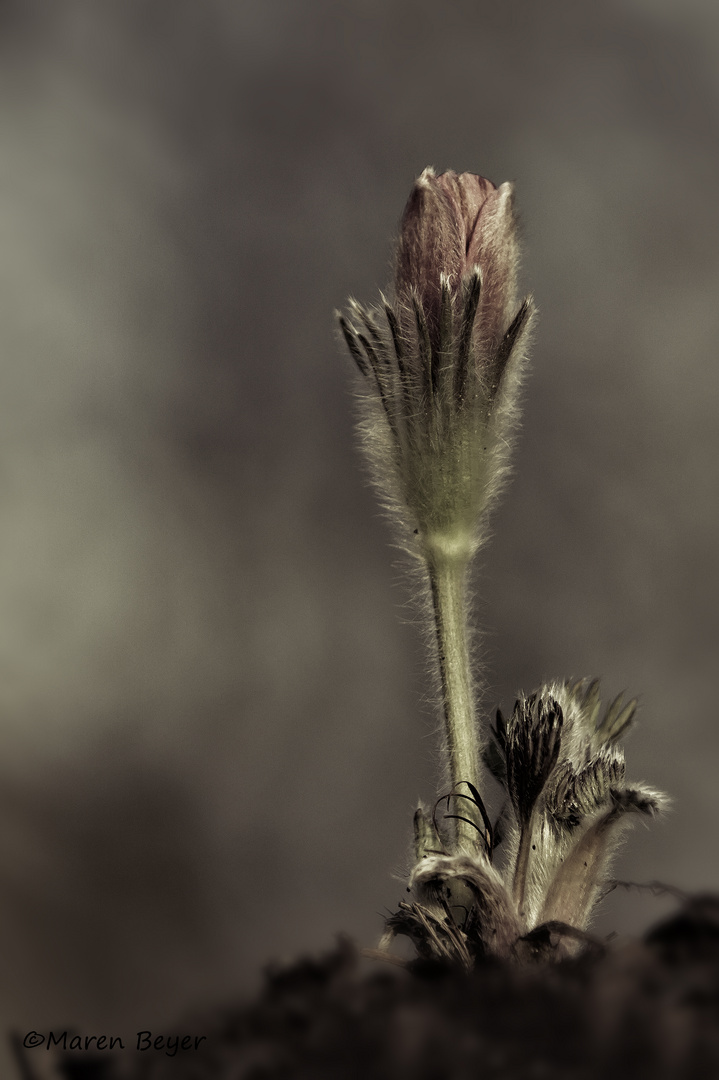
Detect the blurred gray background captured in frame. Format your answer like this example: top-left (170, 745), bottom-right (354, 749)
top-left (0, 0), bottom-right (718, 1059)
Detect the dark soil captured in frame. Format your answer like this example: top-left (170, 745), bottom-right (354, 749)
top-left (18, 894), bottom-right (719, 1080)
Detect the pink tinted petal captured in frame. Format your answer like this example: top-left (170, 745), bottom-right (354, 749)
top-left (454, 174), bottom-right (497, 263)
top-left (395, 168), bottom-right (465, 321)
top-left (435, 172), bottom-right (496, 272)
top-left (471, 182), bottom-right (519, 343)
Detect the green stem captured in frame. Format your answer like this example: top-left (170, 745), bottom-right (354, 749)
top-left (427, 553), bottom-right (480, 852)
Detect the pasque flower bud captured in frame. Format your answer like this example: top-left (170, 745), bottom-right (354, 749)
top-left (395, 168), bottom-right (518, 359)
top-left (338, 167), bottom-right (534, 564)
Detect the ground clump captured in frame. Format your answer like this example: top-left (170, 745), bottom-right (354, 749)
top-left (51, 894), bottom-right (719, 1080)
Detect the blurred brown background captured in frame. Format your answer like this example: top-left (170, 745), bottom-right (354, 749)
top-left (0, 0), bottom-right (717, 1061)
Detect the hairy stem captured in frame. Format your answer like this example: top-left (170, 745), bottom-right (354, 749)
top-left (512, 815), bottom-right (534, 922)
top-left (427, 552), bottom-right (480, 851)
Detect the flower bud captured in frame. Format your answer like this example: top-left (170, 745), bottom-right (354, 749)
top-left (505, 693), bottom-right (563, 825)
top-left (395, 168), bottom-right (519, 356)
top-left (338, 166), bottom-right (534, 563)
